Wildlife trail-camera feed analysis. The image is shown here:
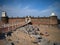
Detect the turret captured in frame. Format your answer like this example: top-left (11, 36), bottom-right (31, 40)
top-left (1, 11), bottom-right (9, 24)
top-left (50, 13), bottom-right (58, 25)
top-left (50, 13), bottom-right (57, 20)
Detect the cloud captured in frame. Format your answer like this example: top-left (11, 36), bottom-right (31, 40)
top-left (1, 5), bottom-right (53, 17)
top-left (16, 5), bottom-right (53, 17)
top-left (0, 6), bottom-right (2, 17)
top-left (48, 2), bottom-right (60, 18)
top-left (1, 1), bottom-right (60, 19)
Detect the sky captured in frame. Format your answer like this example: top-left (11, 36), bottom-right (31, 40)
top-left (0, 0), bottom-right (60, 18)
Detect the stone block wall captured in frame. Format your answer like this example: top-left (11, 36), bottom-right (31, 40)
top-left (8, 16), bottom-right (58, 25)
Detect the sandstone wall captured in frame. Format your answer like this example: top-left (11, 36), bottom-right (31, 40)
top-left (8, 18), bottom-right (25, 24)
top-left (8, 16), bottom-right (58, 25)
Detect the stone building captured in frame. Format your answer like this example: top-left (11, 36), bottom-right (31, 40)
top-left (0, 11), bottom-right (59, 26)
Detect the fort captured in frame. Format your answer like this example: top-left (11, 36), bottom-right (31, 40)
top-left (0, 11), bottom-right (59, 26)
top-left (0, 11), bottom-right (60, 45)
top-left (0, 11), bottom-right (60, 33)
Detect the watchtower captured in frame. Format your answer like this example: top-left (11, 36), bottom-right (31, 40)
top-left (50, 13), bottom-right (58, 25)
top-left (1, 11), bottom-right (9, 24)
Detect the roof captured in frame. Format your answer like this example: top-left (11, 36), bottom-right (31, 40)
top-left (50, 13), bottom-right (56, 16)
